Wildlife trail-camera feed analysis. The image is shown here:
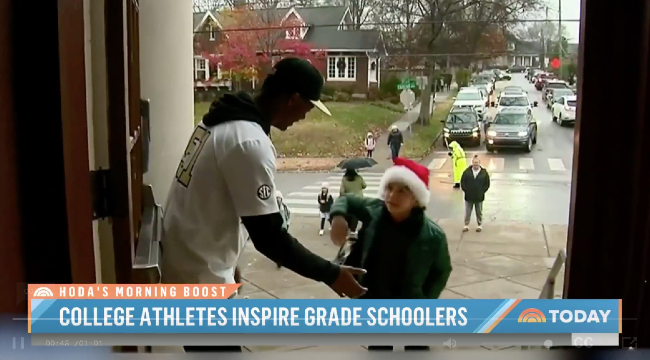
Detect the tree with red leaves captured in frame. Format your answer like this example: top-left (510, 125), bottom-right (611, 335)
top-left (206, 7), bottom-right (326, 89)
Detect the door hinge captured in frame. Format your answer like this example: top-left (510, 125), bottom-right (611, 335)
top-left (91, 168), bottom-right (112, 220)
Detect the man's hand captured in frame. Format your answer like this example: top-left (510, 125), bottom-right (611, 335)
top-left (329, 266), bottom-right (368, 298)
top-left (330, 216), bottom-right (348, 246)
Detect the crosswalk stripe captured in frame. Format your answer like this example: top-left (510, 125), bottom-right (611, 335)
top-left (305, 185), bottom-right (380, 191)
top-left (287, 207), bottom-right (320, 215)
top-left (488, 158), bottom-right (505, 172)
top-left (428, 158), bottom-right (447, 170)
top-left (518, 158), bottom-right (535, 170)
top-left (547, 158), bottom-right (567, 171)
top-left (325, 177), bottom-right (381, 185)
top-left (326, 176), bottom-right (383, 181)
top-left (284, 199), bottom-right (318, 205)
top-left (286, 191), bottom-right (379, 198)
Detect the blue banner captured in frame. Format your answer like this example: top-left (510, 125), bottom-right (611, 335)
top-left (29, 299), bottom-right (621, 334)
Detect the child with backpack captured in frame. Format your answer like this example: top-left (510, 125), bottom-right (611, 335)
top-left (317, 182), bottom-right (334, 236)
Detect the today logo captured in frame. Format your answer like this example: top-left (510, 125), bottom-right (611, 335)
top-left (519, 308), bottom-right (611, 323)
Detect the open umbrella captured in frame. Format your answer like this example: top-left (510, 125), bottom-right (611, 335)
top-left (337, 157), bottom-right (378, 170)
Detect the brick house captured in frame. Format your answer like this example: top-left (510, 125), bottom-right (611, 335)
top-left (271, 6), bottom-right (387, 96)
top-left (194, 6), bottom-right (387, 97)
top-left (192, 10), bottom-right (230, 90)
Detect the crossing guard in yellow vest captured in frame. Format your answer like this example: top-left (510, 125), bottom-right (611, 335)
top-left (448, 141), bottom-right (467, 188)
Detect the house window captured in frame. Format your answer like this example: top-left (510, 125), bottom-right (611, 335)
top-left (327, 56), bottom-right (356, 80)
top-left (208, 24), bottom-right (216, 41)
top-left (194, 57), bottom-right (209, 81)
top-left (347, 57), bottom-right (355, 78)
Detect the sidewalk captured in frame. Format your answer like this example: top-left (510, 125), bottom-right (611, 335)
top-left (373, 85), bottom-right (458, 169)
top-left (236, 216), bottom-right (567, 352)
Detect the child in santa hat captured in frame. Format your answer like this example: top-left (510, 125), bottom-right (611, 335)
top-left (329, 157), bottom-right (452, 352)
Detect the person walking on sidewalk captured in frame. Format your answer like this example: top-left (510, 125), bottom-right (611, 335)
top-left (460, 156), bottom-right (490, 232)
top-left (448, 141), bottom-right (467, 189)
top-left (329, 157), bottom-right (452, 352)
top-left (317, 182), bottom-right (334, 236)
top-left (365, 132), bottom-right (376, 158)
top-left (387, 125), bottom-right (404, 160)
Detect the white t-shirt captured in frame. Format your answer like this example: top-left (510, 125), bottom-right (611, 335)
top-left (160, 120), bottom-right (279, 285)
top-left (472, 167), bottom-right (480, 178)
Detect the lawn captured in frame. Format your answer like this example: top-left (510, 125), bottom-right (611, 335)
top-left (194, 101), bottom-right (404, 158)
top-left (400, 92), bottom-right (457, 159)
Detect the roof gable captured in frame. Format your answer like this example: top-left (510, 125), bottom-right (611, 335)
top-left (193, 10), bottom-right (222, 32)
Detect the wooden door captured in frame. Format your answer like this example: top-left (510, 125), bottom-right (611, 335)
top-left (105, 0), bottom-right (144, 284)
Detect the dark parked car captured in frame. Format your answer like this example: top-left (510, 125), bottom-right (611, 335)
top-left (441, 107), bottom-right (482, 147)
top-left (507, 65), bottom-right (527, 73)
top-left (485, 107), bottom-right (538, 153)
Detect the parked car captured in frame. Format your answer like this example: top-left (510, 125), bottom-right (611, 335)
top-left (542, 80), bottom-right (570, 101)
top-left (470, 77), bottom-right (493, 95)
top-left (485, 107), bottom-right (538, 153)
top-left (442, 107), bottom-right (482, 147)
top-left (526, 68), bottom-right (542, 81)
top-left (493, 69), bottom-right (511, 80)
top-left (453, 88), bottom-right (488, 119)
top-left (502, 86), bottom-right (526, 94)
top-left (496, 92), bottom-right (538, 114)
top-left (507, 65), bottom-right (527, 73)
top-left (551, 95), bottom-right (577, 126)
top-left (535, 73), bottom-right (558, 90)
top-left (546, 88), bottom-right (575, 108)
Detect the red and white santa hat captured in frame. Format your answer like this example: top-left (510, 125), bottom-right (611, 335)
top-left (378, 157), bottom-right (430, 206)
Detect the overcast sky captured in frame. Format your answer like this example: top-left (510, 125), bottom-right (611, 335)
top-left (543, 0), bottom-right (582, 42)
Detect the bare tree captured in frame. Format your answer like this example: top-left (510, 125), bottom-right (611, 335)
top-left (445, 0), bottom-right (543, 67)
top-left (193, 0), bottom-right (223, 12)
top-left (413, 0), bottom-right (485, 124)
top-left (323, 0), bottom-right (374, 28)
top-left (374, 0), bottom-right (421, 72)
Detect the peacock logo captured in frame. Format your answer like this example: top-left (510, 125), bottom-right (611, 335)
top-left (518, 308), bottom-right (546, 323)
top-left (33, 287), bottom-right (54, 298)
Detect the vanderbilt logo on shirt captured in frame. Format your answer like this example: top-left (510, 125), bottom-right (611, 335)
top-left (175, 125), bottom-right (211, 188)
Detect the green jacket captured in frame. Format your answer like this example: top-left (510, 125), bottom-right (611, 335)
top-left (340, 175), bottom-right (367, 196)
top-left (330, 195), bottom-right (452, 299)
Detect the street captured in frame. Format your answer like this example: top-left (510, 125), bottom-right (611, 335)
top-left (276, 74), bottom-right (573, 225)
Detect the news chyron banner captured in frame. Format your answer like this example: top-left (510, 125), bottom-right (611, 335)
top-left (28, 285), bottom-right (621, 334)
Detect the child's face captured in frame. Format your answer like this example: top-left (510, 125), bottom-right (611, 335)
top-left (383, 182), bottom-right (418, 216)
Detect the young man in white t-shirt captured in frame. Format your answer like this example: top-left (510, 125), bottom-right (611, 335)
top-left (160, 58), bottom-right (367, 353)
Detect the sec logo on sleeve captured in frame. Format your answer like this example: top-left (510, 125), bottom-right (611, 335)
top-left (257, 184), bottom-right (272, 200)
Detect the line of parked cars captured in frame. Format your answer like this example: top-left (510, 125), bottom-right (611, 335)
top-left (442, 74), bottom-right (539, 151)
top-left (443, 68), bottom-right (577, 153)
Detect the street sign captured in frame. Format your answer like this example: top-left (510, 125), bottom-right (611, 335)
top-left (397, 78), bottom-right (416, 90)
top-left (400, 89), bottom-right (416, 110)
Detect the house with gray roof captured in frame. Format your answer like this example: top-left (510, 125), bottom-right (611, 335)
top-left (192, 10), bottom-right (230, 90)
top-left (487, 32), bottom-right (544, 68)
top-left (193, 6), bottom-right (387, 96)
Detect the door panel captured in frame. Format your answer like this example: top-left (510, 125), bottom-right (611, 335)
top-left (105, 0), bottom-right (143, 285)
top-left (127, 0), bottom-right (143, 251)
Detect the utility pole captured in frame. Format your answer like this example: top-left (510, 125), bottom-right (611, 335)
top-left (558, 0), bottom-right (563, 79)
top-left (542, 6), bottom-right (548, 68)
